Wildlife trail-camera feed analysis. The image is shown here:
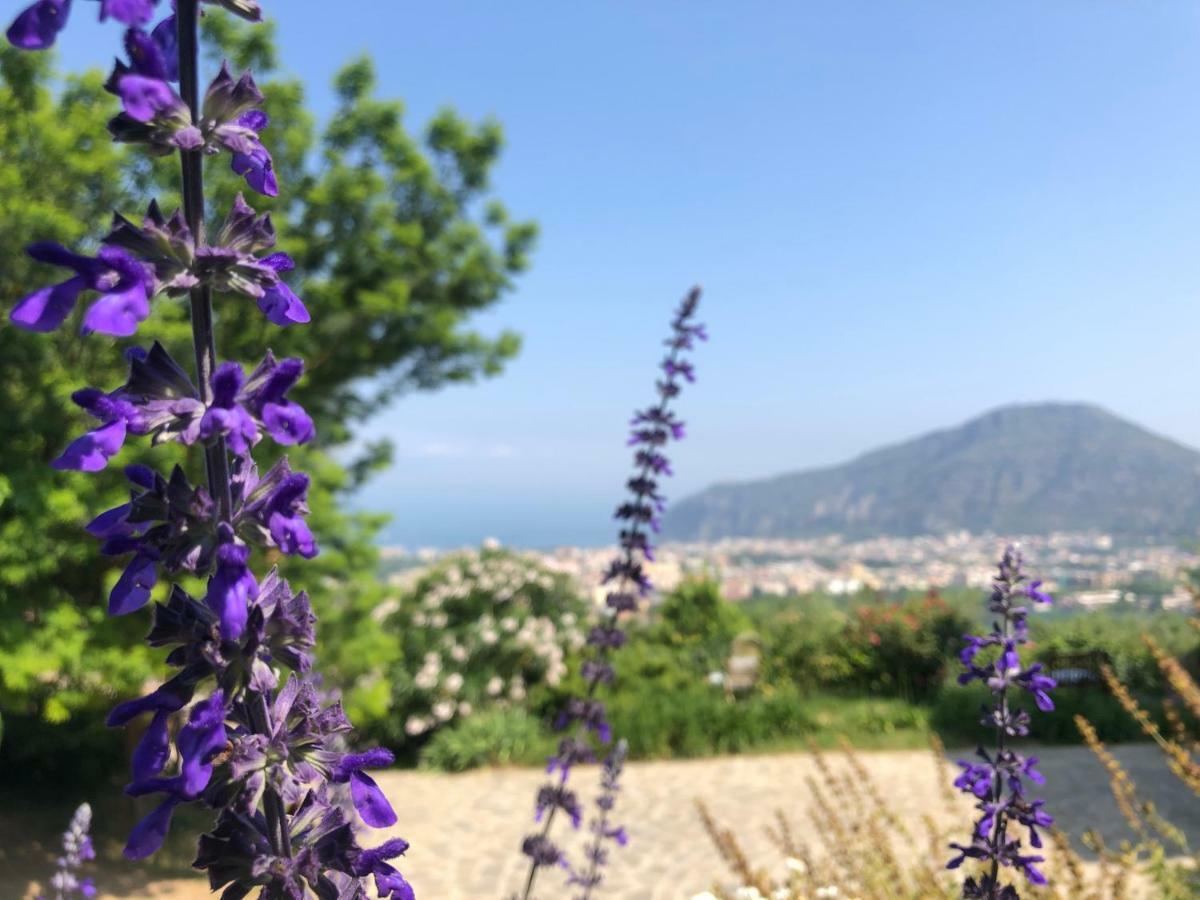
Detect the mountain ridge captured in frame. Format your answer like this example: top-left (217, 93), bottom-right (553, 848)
top-left (663, 403), bottom-right (1200, 540)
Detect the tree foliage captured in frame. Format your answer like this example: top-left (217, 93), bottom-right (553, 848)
top-left (0, 14), bottom-right (536, 720)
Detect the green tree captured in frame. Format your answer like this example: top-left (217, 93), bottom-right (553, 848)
top-left (0, 14), bottom-right (536, 724)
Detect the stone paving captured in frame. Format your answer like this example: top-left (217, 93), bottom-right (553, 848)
top-left (13, 744), bottom-right (1196, 899)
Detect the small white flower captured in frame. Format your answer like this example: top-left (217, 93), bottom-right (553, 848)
top-left (501, 616), bottom-right (518, 633)
top-left (433, 700), bottom-right (455, 721)
top-left (404, 716), bottom-right (428, 736)
top-left (486, 676), bottom-right (504, 696)
top-left (445, 672), bottom-right (464, 694)
top-left (450, 644), bottom-right (468, 662)
top-left (457, 701), bottom-right (473, 716)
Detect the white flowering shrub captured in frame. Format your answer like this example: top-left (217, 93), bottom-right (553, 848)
top-left (371, 548), bottom-right (588, 746)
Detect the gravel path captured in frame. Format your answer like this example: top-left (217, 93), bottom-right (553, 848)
top-left (12, 744), bottom-right (1195, 899)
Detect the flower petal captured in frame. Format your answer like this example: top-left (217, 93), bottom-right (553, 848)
top-left (132, 710), bottom-right (171, 781)
top-left (5, 0), bottom-right (70, 50)
top-left (53, 419), bottom-right (128, 472)
top-left (350, 770), bottom-right (397, 828)
top-left (10, 276), bottom-right (86, 332)
top-left (81, 283), bottom-right (149, 337)
top-left (123, 797), bottom-right (178, 860)
top-left (109, 550), bottom-right (158, 616)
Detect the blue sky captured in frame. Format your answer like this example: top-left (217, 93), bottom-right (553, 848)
top-left (48, 1), bottom-right (1200, 546)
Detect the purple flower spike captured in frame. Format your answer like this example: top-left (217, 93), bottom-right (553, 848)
top-left (948, 546), bottom-right (1056, 896)
top-left (6, 0), bottom-right (70, 49)
top-left (522, 289), bottom-right (704, 899)
top-left (19, 3), bottom-right (415, 894)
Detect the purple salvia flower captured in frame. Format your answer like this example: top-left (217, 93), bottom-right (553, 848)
top-left (99, 0), bottom-right (157, 25)
top-left (53, 342), bottom-right (313, 472)
top-left (570, 740), bottom-right (629, 899)
top-left (7, 1), bottom-right (411, 893)
top-left (229, 109), bottom-right (278, 196)
top-left (37, 802), bottom-right (97, 900)
top-left (330, 747), bottom-right (399, 828)
top-left (10, 243), bottom-right (150, 336)
top-left (948, 545), bottom-right (1056, 898)
top-left (6, 0), bottom-right (70, 49)
top-left (519, 288), bottom-right (704, 899)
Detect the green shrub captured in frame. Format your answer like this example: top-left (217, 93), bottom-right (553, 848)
top-left (930, 679), bottom-right (1166, 745)
top-left (364, 548), bottom-right (589, 747)
top-left (757, 591), bottom-right (970, 700)
top-left (419, 708), bottom-right (554, 772)
top-left (605, 681), bottom-right (817, 758)
top-left (648, 576), bottom-right (752, 675)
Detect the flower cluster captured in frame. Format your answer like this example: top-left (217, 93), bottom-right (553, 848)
top-left (372, 548), bottom-right (586, 741)
top-left (7, 2), bottom-right (412, 897)
top-left (519, 287), bottom-right (705, 899)
top-left (37, 803), bottom-right (96, 900)
top-left (12, 193), bottom-right (306, 337)
top-left (948, 545), bottom-right (1055, 898)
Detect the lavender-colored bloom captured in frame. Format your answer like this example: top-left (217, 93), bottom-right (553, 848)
top-left (330, 748), bottom-right (399, 828)
top-left (234, 456), bottom-right (319, 558)
top-left (54, 342), bottom-right (313, 472)
top-left (108, 71), bottom-right (201, 153)
top-left (7, 0), bottom-right (167, 51)
top-left (520, 288), bottom-right (704, 899)
top-left (10, 243), bottom-right (150, 336)
top-left (6, 0), bottom-right (70, 49)
top-left (948, 545), bottom-right (1055, 898)
top-left (229, 109), bottom-right (278, 196)
top-left (125, 691), bottom-right (227, 859)
top-left (37, 802), bottom-right (96, 900)
top-left (570, 740), bottom-right (629, 898)
top-left (256, 253), bottom-right (311, 324)
top-left (99, 0), bottom-right (157, 25)
top-left (206, 530), bottom-right (257, 641)
top-left (351, 838), bottom-right (415, 900)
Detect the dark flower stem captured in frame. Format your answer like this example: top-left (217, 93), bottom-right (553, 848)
top-left (988, 612), bottom-right (1011, 894)
top-left (176, 0), bottom-right (283, 856)
top-left (177, 0), bottom-right (232, 520)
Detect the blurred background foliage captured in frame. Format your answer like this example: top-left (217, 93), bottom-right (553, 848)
top-left (0, 10), bottom-right (535, 780)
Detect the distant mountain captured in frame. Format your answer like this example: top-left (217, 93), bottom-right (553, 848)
top-left (664, 403), bottom-right (1200, 540)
